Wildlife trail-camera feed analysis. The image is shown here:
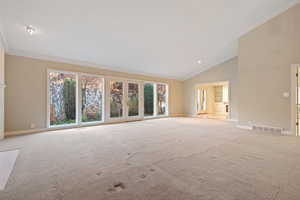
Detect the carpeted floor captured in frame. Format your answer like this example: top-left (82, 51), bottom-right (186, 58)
top-left (0, 117), bottom-right (300, 200)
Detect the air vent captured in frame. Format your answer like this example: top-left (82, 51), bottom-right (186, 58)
top-left (253, 125), bottom-right (283, 134)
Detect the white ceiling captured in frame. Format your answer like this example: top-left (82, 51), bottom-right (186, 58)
top-left (0, 0), bottom-right (299, 80)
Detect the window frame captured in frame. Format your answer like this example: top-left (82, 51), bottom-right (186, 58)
top-left (143, 81), bottom-right (169, 118)
top-left (126, 79), bottom-right (143, 120)
top-left (156, 83), bottom-right (169, 117)
top-left (47, 69), bottom-right (79, 128)
top-left (107, 78), bottom-right (126, 121)
top-left (143, 82), bottom-right (157, 118)
top-left (47, 69), bottom-right (169, 129)
top-left (78, 73), bottom-right (105, 125)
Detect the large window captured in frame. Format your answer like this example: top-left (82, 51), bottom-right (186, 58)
top-left (128, 83), bottom-right (139, 117)
top-left (48, 70), bottom-right (169, 127)
top-left (144, 83), bottom-right (154, 117)
top-left (157, 84), bottom-right (168, 115)
top-left (49, 71), bottom-right (77, 126)
top-left (80, 75), bottom-right (104, 123)
top-left (110, 81), bottom-right (123, 118)
top-left (144, 83), bottom-right (168, 117)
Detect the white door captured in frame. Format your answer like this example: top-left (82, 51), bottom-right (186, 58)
top-left (126, 81), bottom-right (143, 120)
top-left (107, 79), bottom-right (142, 122)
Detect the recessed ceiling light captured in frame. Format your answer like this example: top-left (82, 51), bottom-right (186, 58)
top-left (26, 25), bottom-right (36, 35)
top-left (197, 60), bottom-right (202, 64)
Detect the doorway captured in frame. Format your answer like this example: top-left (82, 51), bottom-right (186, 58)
top-left (108, 79), bottom-right (143, 122)
top-left (291, 64), bottom-right (300, 136)
top-left (292, 65), bottom-right (300, 136)
top-left (195, 81), bottom-right (230, 120)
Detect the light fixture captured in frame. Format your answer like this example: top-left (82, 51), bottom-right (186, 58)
top-left (197, 60), bottom-right (202, 64)
top-left (26, 25), bottom-right (36, 35)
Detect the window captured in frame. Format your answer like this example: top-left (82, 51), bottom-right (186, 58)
top-left (49, 71), bottom-right (77, 126)
top-left (144, 83), bottom-right (154, 117)
top-left (128, 83), bottom-right (139, 117)
top-left (157, 84), bottom-right (167, 115)
top-left (144, 83), bottom-right (168, 117)
top-left (80, 75), bottom-right (104, 123)
top-left (197, 88), bottom-right (207, 114)
top-left (48, 70), bottom-right (169, 127)
top-left (110, 81), bottom-right (123, 118)
top-left (214, 86), bottom-right (223, 102)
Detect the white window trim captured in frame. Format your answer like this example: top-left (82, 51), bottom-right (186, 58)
top-left (47, 69), bottom-right (79, 128)
top-left (126, 80), bottom-right (144, 120)
top-left (78, 73), bottom-right (105, 125)
top-left (143, 82), bottom-right (157, 119)
top-left (156, 83), bottom-right (169, 117)
top-left (47, 68), bottom-right (169, 129)
top-left (143, 81), bottom-right (169, 118)
top-left (106, 78), bottom-right (126, 122)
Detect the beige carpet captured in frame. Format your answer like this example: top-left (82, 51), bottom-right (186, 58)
top-left (0, 118), bottom-right (300, 200)
top-left (0, 150), bottom-right (19, 190)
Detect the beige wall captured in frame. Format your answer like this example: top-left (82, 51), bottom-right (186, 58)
top-left (5, 3), bottom-right (300, 134)
top-left (0, 48), bottom-right (4, 139)
top-left (238, 3), bottom-right (300, 130)
top-left (4, 55), bottom-right (184, 132)
top-left (183, 57), bottom-right (239, 120)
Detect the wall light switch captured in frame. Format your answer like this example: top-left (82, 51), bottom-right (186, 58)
top-left (283, 92), bottom-right (289, 98)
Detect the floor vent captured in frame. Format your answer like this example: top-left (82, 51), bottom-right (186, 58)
top-left (252, 125), bottom-right (283, 134)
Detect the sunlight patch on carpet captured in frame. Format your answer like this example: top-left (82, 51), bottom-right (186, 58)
top-left (0, 150), bottom-right (19, 190)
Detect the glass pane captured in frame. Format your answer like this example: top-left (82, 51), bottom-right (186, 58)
top-left (128, 83), bottom-right (139, 117)
top-left (144, 83), bottom-right (154, 117)
top-left (81, 75), bottom-right (103, 122)
top-left (110, 81), bottom-right (123, 118)
top-left (198, 89), bottom-right (207, 113)
top-left (49, 72), bottom-right (76, 126)
top-left (157, 84), bottom-right (167, 115)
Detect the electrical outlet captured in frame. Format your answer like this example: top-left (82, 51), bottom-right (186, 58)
top-left (30, 123), bottom-right (36, 129)
top-left (283, 92), bottom-right (289, 98)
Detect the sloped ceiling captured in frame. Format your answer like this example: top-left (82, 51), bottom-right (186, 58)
top-left (0, 0), bottom-right (299, 80)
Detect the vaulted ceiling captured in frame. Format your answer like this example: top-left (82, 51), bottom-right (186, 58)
top-left (0, 0), bottom-right (299, 80)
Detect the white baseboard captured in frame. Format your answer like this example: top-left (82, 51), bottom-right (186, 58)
top-left (236, 125), bottom-right (253, 130)
top-left (5, 118), bottom-right (295, 137)
top-left (188, 114), bottom-right (237, 121)
top-left (5, 115), bottom-right (188, 137)
top-left (5, 128), bottom-right (49, 137)
top-left (281, 130), bottom-right (293, 136)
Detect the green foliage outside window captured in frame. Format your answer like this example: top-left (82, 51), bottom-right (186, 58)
top-left (63, 78), bottom-right (76, 121)
top-left (144, 84), bottom-right (154, 116)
